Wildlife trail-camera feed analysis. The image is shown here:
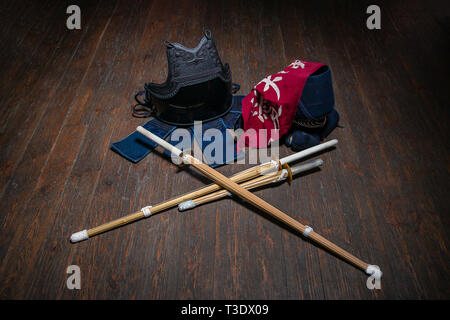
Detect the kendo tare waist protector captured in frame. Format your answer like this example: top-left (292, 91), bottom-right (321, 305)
top-left (111, 95), bottom-right (245, 167)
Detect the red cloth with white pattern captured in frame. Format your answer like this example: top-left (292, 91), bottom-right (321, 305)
top-left (237, 60), bottom-right (325, 150)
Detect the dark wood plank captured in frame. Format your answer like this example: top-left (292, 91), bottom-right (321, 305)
top-left (25, 0), bottom-right (154, 299)
top-left (0, 0), bottom-right (37, 46)
top-left (0, 0), bottom-right (96, 196)
top-left (0, 0), bottom-right (49, 64)
top-left (0, 0), bottom-right (111, 252)
top-left (0, 0), bottom-right (121, 298)
top-left (0, 0), bottom-right (64, 108)
top-left (360, 0), bottom-right (450, 298)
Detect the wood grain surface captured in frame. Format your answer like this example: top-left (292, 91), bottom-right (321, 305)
top-left (0, 0), bottom-right (449, 299)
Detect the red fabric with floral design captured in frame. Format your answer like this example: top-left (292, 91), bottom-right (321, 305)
top-left (238, 60), bottom-right (325, 150)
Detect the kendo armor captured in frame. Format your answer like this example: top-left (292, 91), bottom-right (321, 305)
top-left (286, 65), bottom-right (340, 152)
top-left (293, 65), bottom-right (335, 129)
top-left (133, 30), bottom-right (234, 126)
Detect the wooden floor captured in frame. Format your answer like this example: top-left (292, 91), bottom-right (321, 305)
top-left (0, 0), bottom-right (449, 299)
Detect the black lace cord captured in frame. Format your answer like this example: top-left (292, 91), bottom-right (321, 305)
top-left (293, 116), bottom-right (327, 129)
top-left (131, 90), bottom-right (154, 118)
top-left (232, 83), bottom-right (240, 94)
top-left (230, 83), bottom-right (241, 130)
top-left (233, 113), bottom-right (243, 131)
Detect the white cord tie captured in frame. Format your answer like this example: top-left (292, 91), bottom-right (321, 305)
top-left (142, 206), bottom-right (152, 217)
top-left (277, 169), bottom-right (289, 182)
top-left (178, 200), bottom-right (195, 211)
top-left (366, 265), bottom-right (383, 280)
top-left (303, 226), bottom-right (313, 237)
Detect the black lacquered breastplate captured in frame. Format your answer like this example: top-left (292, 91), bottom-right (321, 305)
top-left (145, 30), bottom-right (233, 126)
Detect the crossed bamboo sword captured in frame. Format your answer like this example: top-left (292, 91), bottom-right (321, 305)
top-left (71, 127), bottom-right (382, 280)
